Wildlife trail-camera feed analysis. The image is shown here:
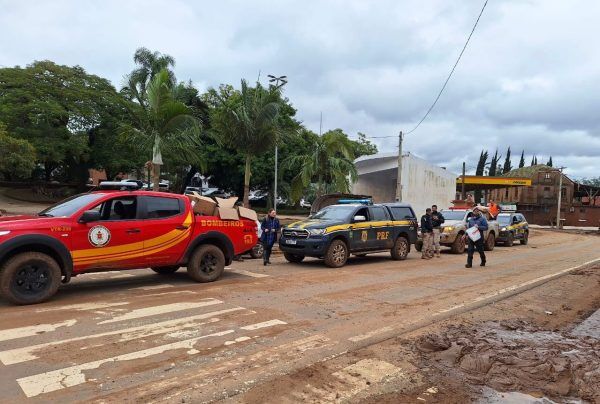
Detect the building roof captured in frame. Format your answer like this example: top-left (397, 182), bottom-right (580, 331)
top-left (502, 165), bottom-right (556, 178)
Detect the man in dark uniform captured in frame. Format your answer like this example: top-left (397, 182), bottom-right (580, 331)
top-left (420, 208), bottom-right (434, 259)
top-left (431, 205), bottom-right (445, 258)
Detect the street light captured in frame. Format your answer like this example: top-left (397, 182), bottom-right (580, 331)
top-left (268, 75), bottom-right (287, 211)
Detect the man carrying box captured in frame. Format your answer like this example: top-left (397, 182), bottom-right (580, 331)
top-left (260, 209), bottom-right (280, 266)
top-left (464, 207), bottom-right (488, 268)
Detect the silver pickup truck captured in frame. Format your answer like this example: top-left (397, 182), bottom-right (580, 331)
top-left (416, 208), bottom-right (499, 254)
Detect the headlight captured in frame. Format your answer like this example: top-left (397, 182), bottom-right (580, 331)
top-left (443, 227), bottom-right (454, 233)
top-left (308, 228), bottom-right (325, 236)
top-left (0, 230), bottom-right (11, 236)
top-left (501, 227), bottom-right (507, 231)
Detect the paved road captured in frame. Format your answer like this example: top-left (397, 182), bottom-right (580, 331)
top-left (0, 230), bottom-right (598, 403)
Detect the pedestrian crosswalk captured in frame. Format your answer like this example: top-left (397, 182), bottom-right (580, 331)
top-left (0, 294), bottom-right (288, 400)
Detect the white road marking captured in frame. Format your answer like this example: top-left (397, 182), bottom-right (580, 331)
top-left (16, 318), bottom-right (288, 397)
top-left (142, 291), bottom-right (197, 297)
top-left (224, 336), bottom-right (252, 346)
top-left (108, 273), bottom-right (135, 279)
top-left (132, 284), bottom-right (175, 291)
top-left (0, 307), bottom-right (245, 365)
top-left (17, 329), bottom-right (236, 397)
top-left (35, 302), bottom-right (129, 312)
top-left (0, 320), bottom-right (77, 343)
top-left (240, 319), bottom-right (287, 330)
top-left (98, 299), bottom-right (222, 324)
top-left (348, 326), bottom-right (394, 342)
top-left (227, 268), bottom-right (270, 278)
top-left (435, 257), bottom-right (600, 315)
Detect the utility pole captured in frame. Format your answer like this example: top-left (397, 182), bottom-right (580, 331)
top-left (556, 166), bottom-right (566, 228)
top-left (274, 146), bottom-right (278, 210)
top-left (395, 131), bottom-right (403, 202)
top-left (268, 74), bottom-right (287, 211)
top-left (461, 162), bottom-right (466, 199)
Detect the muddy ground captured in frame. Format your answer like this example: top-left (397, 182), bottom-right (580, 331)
top-left (238, 265), bottom-right (600, 403)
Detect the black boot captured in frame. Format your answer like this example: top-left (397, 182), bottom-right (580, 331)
top-left (480, 261), bottom-right (486, 267)
top-left (465, 262), bottom-right (472, 268)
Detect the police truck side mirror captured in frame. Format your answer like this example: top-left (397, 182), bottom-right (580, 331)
top-left (353, 215), bottom-right (367, 222)
top-left (79, 210), bottom-right (101, 223)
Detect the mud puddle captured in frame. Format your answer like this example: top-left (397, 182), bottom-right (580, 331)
top-left (417, 317), bottom-right (600, 403)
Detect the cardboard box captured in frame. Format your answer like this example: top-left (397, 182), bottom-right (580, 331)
top-left (237, 206), bottom-right (258, 221)
top-left (187, 192), bottom-right (217, 215)
top-left (214, 207), bottom-right (240, 220)
top-left (215, 196), bottom-right (238, 208)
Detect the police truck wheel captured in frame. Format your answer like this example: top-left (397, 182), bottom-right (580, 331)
top-left (520, 232), bottom-right (529, 245)
top-left (506, 232), bottom-right (514, 247)
top-left (451, 236), bottom-right (466, 254)
top-left (151, 266), bottom-right (180, 275)
top-left (283, 252), bottom-right (305, 263)
top-left (391, 236), bottom-right (410, 260)
top-left (187, 244), bottom-right (225, 283)
top-left (484, 233), bottom-right (495, 251)
top-left (0, 252), bottom-right (61, 305)
top-left (249, 243), bottom-right (264, 259)
top-left (415, 240), bottom-right (423, 252)
top-left (324, 240), bottom-right (348, 268)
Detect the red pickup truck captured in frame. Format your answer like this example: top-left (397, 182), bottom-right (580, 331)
top-left (0, 188), bottom-right (258, 305)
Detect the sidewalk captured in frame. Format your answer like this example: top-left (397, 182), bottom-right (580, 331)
top-left (530, 224), bottom-right (599, 232)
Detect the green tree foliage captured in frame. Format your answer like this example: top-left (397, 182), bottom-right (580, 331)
top-left (580, 177), bottom-right (600, 187)
top-left (124, 47), bottom-right (176, 108)
top-left (519, 150), bottom-right (525, 168)
top-left (0, 124), bottom-right (36, 180)
top-left (209, 80), bottom-right (286, 207)
top-left (0, 61), bottom-right (131, 184)
top-left (547, 156), bottom-right (553, 167)
top-left (121, 69), bottom-right (203, 191)
top-left (474, 150), bottom-right (488, 202)
top-left (286, 129), bottom-right (357, 202)
top-left (503, 147), bottom-right (512, 173)
top-left (352, 133), bottom-right (378, 158)
top-left (488, 150), bottom-right (501, 176)
top-left (531, 155), bottom-right (538, 166)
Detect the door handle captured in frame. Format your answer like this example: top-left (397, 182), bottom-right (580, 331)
top-left (126, 228), bottom-right (141, 234)
top-left (175, 225), bottom-right (189, 230)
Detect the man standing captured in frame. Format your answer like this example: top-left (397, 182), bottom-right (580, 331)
top-left (420, 208), bottom-right (434, 259)
top-left (260, 209), bottom-right (280, 266)
top-left (431, 205), bottom-right (445, 258)
top-left (465, 207), bottom-right (488, 268)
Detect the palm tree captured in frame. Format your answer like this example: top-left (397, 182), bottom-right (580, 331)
top-left (210, 80), bottom-right (283, 207)
top-left (122, 69), bottom-right (202, 190)
top-left (125, 47), bottom-right (176, 108)
top-left (286, 129), bottom-right (357, 202)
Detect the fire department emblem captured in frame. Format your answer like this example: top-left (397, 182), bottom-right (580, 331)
top-left (88, 225), bottom-right (111, 247)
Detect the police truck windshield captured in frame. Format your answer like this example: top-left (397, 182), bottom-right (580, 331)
top-left (310, 206), bottom-right (356, 221)
top-left (497, 215), bottom-right (512, 225)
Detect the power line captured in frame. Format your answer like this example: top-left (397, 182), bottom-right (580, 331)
top-left (405, 0), bottom-right (488, 135)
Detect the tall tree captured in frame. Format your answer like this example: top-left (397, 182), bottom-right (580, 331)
top-left (474, 150), bottom-right (488, 203)
top-left (0, 123), bottom-right (36, 180)
top-left (519, 150), bottom-right (525, 168)
top-left (488, 150), bottom-right (501, 176)
top-left (286, 129), bottom-right (357, 201)
top-left (122, 69), bottom-right (203, 191)
top-left (352, 132), bottom-right (378, 158)
top-left (210, 79), bottom-right (285, 207)
top-left (0, 60), bottom-right (129, 184)
top-left (124, 47), bottom-right (176, 108)
top-left (503, 147), bottom-right (512, 173)
top-left (534, 156), bottom-right (538, 165)
top-left (547, 156), bottom-right (553, 167)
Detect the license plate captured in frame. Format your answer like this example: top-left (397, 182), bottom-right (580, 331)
top-left (285, 239), bottom-right (297, 245)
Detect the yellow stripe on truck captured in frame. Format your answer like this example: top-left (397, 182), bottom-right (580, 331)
top-left (324, 220), bottom-right (412, 234)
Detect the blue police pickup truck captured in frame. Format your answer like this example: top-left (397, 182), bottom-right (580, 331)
top-left (279, 202), bottom-right (418, 268)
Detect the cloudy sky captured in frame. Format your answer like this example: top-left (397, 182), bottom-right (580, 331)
top-left (1, 0), bottom-right (598, 179)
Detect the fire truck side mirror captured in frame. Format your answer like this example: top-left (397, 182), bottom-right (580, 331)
top-left (79, 210), bottom-right (101, 224)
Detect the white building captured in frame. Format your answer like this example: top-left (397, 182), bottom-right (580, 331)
top-left (352, 152), bottom-right (457, 216)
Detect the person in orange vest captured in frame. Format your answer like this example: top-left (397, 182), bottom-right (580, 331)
top-left (488, 200), bottom-right (499, 218)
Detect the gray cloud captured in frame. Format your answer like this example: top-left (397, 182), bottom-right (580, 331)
top-left (0, 0), bottom-right (598, 179)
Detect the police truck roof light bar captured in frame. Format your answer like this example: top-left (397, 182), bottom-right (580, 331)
top-left (337, 199), bottom-right (372, 205)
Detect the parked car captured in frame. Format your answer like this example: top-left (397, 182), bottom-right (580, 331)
top-left (0, 184), bottom-right (257, 304)
top-left (279, 201), bottom-right (417, 268)
top-left (496, 212), bottom-right (529, 246)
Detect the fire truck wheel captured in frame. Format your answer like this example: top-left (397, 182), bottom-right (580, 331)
top-left (249, 243), bottom-right (264, 259)
top-left (391, 236), bottom-right (410, 260)
top-left (283, 252), bottom-right (305, 263)
top-left (187, 244), bottom-right (225, 283)
top-left (0, 252), bottom-right (61, 305)
top-left (151, 266), bottom-right (180, 275)
top-left (324, 239), bottom-right (348, 268)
